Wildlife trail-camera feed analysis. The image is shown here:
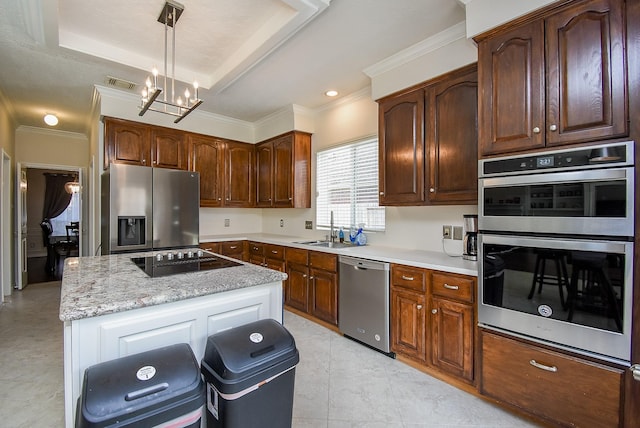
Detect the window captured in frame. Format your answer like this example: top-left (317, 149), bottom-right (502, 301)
top-left (316, 137), bottom-right (385, 231)
top-left (50, 192), bottom-right (80, 236)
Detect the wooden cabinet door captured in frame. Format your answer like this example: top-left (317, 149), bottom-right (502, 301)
top-left (391, 288), bottom-right (426, 361)
top-left (220, 240), bottom-right (245, 261)
top-left (188, 135), bottom-right (224, 207)
top-left (104, 118), bottom-right (150, 168)
top-left (286, 263), bottom-right (309, 312)
top-left (478, 20), bottom-right (546, 156)
top-left (310, 268), bottom-right (338, 325)
top-left (272, 136), bottom-right (294, 207)
top-left (545, 0), bottom-right (626, 146)
top-left (151, 128), bottom-right (187, 170)
top-left (199, 242), bottom-right (220, 254)
top-left (430, 296), bottom-right (473, 382)
top-left (224, 141), bottom-right (254, 207)
top-left (426, 65), bottom-right (478, 204)
top-left (378, 90), bottom-right (425, 205)
top-left (255, 142), bottom-right (273, 207)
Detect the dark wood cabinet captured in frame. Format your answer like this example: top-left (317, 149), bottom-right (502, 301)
top-left (188, 135), bottom-right (224, 207)
top-left (150, 127), bottom-right (187, 170)
top-left (104, 117), bottom-right (187, 170)
top-left (391, 265), bottom-right (476, 383)
top-left (104, 117), bottom-right (150, 168)
top-left (224, 141), bottom-right (254, 208)
top-left (256, 131), bottom-right (311, 208)
top-left (478, 0), bottom-right (626, 156)
top-left (426, 65), bottom-right (478, 204)
top-left (378, 90), bottom-right (425, 205)
top-left (219, 240), bottom-right (246, 261)
top-left (198, 242), bottom-right (220, 254)
top-left (378, 64), bottom-right (478, 206)
top-left (480, 330), bottom-right (624, 428)
top-left (285, 247), bottom-right (310, 312)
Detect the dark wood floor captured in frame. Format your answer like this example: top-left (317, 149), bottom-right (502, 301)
top-left (27, 256), bottom-right (66, 283)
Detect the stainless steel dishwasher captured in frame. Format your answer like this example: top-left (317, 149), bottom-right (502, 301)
top-left (338, 255), bottom-right (394, 357)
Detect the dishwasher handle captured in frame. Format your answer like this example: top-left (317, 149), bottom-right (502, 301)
top-left (339, 255), bottom-right (389, 271)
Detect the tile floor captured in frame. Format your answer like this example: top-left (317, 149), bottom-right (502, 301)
top-left (0, 282), bottom-right (540, 427)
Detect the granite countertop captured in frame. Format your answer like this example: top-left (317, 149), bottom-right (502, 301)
top-left (59, 249), bottom-right (287, 322)
top-left (200, 233), bottom-right (478, 276)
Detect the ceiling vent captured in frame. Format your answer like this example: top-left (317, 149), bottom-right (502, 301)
top-left (105, 76), bottom-right (138, 91)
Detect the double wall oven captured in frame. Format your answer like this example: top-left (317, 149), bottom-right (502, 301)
top-left (478, 141), bottom-right (634, 364)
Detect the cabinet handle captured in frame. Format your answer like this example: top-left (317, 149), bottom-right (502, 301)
top-left (401, 275), bottom-right (414, 281)
top-left (431, 309), bottom-right (437, 314)
top-left (218, 198), bottom-right (221, 201)
top-left (302, 274), bottom-right (307, 278)
top-left (288, 198), bottom-right (292, 201)
top-left (429, 188), bottom-right (435, 193)
top-left (443, 283), bottom-right (459, 290)
top-left (631, 364), bottom-right (640, 381)
top-left (532, 126), bottom-right (540, 134)
top-left (271, 250), bottom-right (278, 254)
top-left (142, 159), bottom-right (146, 165)
top-left (379, 191), bottom-right (384, 196)
top-left (416, 305), bottom-right (423, 310)
top-left (549, 124), bottom-right (557, 132)
top-left (309, 276), bottom-right (314, 280)
top-left (229, 246), bottom-right (237, 249)
top-left (529, 359), bottom-right (557, 373)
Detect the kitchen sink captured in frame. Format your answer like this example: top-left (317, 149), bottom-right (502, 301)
top-left (293, 240), bottom-right (355, 248)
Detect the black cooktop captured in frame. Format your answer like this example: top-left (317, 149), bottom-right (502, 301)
top-left (132, 252), bottom-right (242, 278)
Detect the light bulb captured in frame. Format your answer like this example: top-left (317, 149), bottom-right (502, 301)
top-left (44, 114), bottom-right (58, 126)
top-left (184, 89), bottom-right (190, 99)
top-left (146, 77), bottom-right (152, 88)
top-left (177, 97), bottom-right (183, 106)
top-left (152, 68), bottom-right (158, 77)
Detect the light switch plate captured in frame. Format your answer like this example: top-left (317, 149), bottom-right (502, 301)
top-left (224, 218), bottom-right (230, 227)
top-left (305, 221), bottom-right (313, 229)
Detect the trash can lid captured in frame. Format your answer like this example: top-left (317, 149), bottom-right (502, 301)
top-left (202, 319), bottom-right (299, 383)
top-left (80, 343), bottom-right (204, 424)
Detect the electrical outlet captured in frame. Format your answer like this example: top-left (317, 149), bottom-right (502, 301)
top-left (224, 218), bottom-right (230, 227)
top-left (453, 226), bottom-right (463, 240)
top-left (442, 225), bottom-right (452, 239)
top-left (305, 220), bottom-right (313, 229)
top-left (280, 219), bottom-right (284, 227)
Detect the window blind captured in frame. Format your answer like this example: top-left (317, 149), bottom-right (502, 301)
top-left (316, 138), bottom-right (385, 231)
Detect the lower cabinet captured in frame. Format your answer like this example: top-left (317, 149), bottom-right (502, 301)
top-left (480, 330), bottom-right (624, 428)
top-left (200, 240), bottom-right (246, 261)
top-left (391, 264), bottom-right (476, 384)
top-left (285, 248), bottom-right (338, 326)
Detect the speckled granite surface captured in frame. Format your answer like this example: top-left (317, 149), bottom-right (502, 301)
top-left (59, 250), bottom-right (287, 322)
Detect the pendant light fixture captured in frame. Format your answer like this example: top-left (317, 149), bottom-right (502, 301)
top-left (139, 1), bottom-right (202, 123)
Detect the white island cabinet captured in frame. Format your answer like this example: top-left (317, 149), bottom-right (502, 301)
top-left (59, 251), bottom-right (286, 428)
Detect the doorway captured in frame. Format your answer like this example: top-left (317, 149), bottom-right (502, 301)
top-left (18, 164), bottom-right (83, 288)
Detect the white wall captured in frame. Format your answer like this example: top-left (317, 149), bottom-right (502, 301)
top-left (463, 0), bottom-right (557, 38)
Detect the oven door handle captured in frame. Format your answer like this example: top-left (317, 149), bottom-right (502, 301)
top-left (480, 167), bottom-right (630, 187)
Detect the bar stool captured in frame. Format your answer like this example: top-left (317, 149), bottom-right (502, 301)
top-left (527, 249), bottom-right (569, 309)
top-left (567, 253), bottom-right (622, 331)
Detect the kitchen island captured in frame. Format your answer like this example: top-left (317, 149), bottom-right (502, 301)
top-left (59, 250), bottom-right (287, 428)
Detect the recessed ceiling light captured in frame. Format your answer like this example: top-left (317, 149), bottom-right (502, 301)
top-left (44, 114), bottom-right (58, 126)
top-left (325, 90), bottom-right (338, 97)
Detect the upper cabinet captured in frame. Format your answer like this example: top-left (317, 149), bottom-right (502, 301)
top-left (150, 127), bottom-right (187, 170)
top-left (378, 90), bottom-right (425, 206)
top-left (256, 131), bottom-right (311, 208)
top-left (426, 65), bottom-right (478, 204)
top-left (104, 117), bottom-right (150, 169)
top-left (187, 135), bottom-right (224, 207)
top-left (477, 0), bottom-right (626, 156)
top-left (104, 117), bottom-right (187, 170)
top-left (378, 64), bottom-right (478, 206)
top-left (224, 141), bottom-right (255, 208)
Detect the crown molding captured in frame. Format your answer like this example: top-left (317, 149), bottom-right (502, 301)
top-left (16, 125), bottom-right (88, 141)
top-left (363, 21), bottom-right (467, 78)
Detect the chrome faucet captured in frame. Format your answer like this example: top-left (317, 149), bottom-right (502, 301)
top-left (330, 210), bottom-right (335, 243)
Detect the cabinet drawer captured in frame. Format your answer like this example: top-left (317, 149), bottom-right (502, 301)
top-left (221, 241), bottom-right (245, 254)
top-left (431, 272), bottom-right (474, 303)
top-left (199, 242), bottom-right (220, 254)
top-left (248, 242), bottom-right (264, 256)
top-left (286, 247), bottom-right (308, 265)
top-left (481, 331), bottom-right (623, 428)
top-left (309, 251), bottom-right (337, 272)
top-left (265, 244), bottom-right (285, 261)
top-left (391, 265), bottom-right (426, 292)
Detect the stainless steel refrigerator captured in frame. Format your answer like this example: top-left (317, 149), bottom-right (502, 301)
top-left (101, 164), bottom-right (199, 254)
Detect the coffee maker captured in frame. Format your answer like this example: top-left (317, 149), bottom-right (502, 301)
top-left (463, 214), bottom-right (478, 261)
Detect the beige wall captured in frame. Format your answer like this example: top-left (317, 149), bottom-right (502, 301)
top-left (0, 89), bottom-right (16, 296)
top-left (15, 126), bottom-right (89, 167)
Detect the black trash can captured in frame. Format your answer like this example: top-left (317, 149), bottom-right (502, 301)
top-left (201, 318), bottom-right (299, 428)
top-left (76, 343), bottom-right (205, 428)
top-left (483, 253), bottom-right (505, 306)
